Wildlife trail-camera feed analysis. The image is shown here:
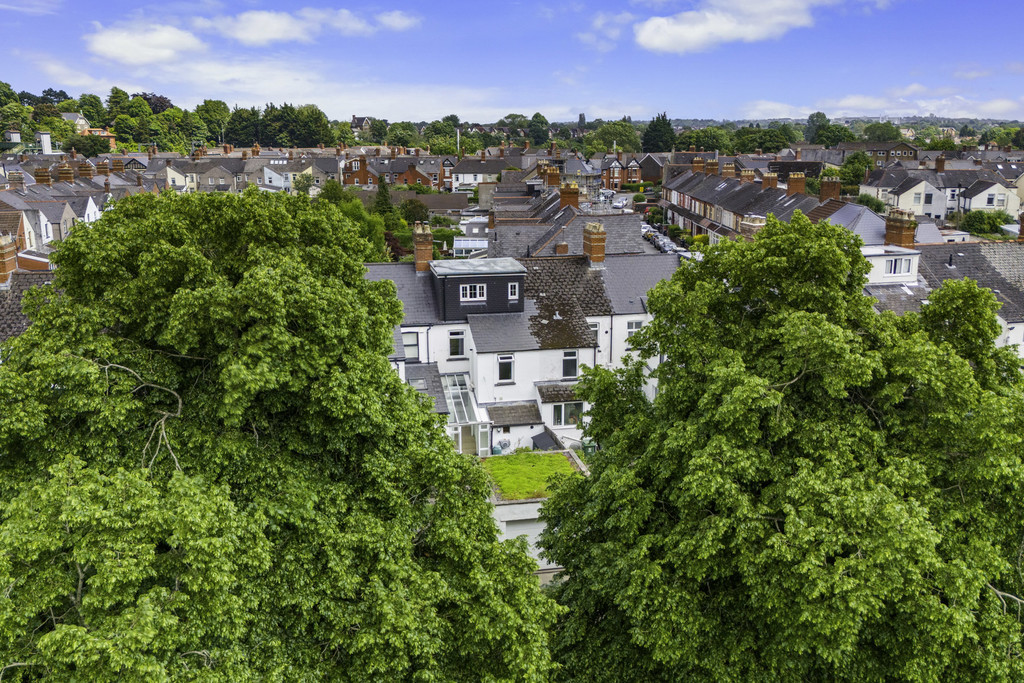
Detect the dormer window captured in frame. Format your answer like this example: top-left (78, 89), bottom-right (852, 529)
top-left (460, 284), bottom-right (486, 302)
top-left (508, 282), bottom-right (519, 299)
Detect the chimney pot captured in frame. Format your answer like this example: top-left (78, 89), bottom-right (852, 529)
top-left (820, 176), bottom-right (841, 202)
top-left (413, 221), bottom-right (433, 272)
top-left (884, 208), bottom-right (917, 248)
top-left (786, 172), bottom-right (806, 196)
top-left (762, 172), bottom-right (778, 190)
top-left (555, 241), bottom-right (569, 255)
top-left (583, 221), bottom-right (606, 267)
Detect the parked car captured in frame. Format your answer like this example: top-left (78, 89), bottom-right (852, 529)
top-left (612, 198), bottom-right (629, 209)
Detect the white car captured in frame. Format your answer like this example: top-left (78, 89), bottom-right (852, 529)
top-left (612, 198), bottom-right (629, 209)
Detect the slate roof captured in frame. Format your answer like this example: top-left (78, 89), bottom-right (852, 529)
top-left (452, 158), bottom-right (512, 175)
top-left (535, 383), bottom-right (578, 403)
top-left (405, 362), bottom-right (449, 414)
top-left (917, 242), bottom-right (1024, 321)
top-left (602, 254), bottom-right (680, 314)
top-left (864, 282), bottom-right (932, 316)
top-left (486, 400), bottom-right (542, 427)
top-left (0, 271), bottom-right (53, 341)
top-left (364, 262), bottom-right (440, 325)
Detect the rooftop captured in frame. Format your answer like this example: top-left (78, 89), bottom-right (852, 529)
top-left (430, 258), bottom-right (526, 277)
top-left (481, 450), bottom-right (580, 501)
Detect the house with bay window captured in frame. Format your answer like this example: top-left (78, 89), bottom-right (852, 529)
top-left (366, 221), bottom-right (680, 456)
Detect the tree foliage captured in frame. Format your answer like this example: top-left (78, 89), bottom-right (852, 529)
top-left (642, 113), bottom-right (675, 153)
top-left (862, 121), bottom-right (903, 142)
top-left (63, 133), bottom-right (114, 158)
top-left (541, 212), bottom-right (1024, 681)
top-left (0, 189), bottom-right (557, 679)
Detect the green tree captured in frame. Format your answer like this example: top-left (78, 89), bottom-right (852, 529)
top-left (386, 122), bottom-right (421, 149)
top-left (862, 121), bottom-right (903, 142)
top-left (856, 193), bottom-right (885, 213)
top-left (224, 106), bottom-right (261, 147)
top-left (63, 133), bottom-right (115, 158)
top-left (372, 177), bottom-right (394, 215)
top-left (0, 80), bottom-right (16, 107)
top-left (642, 112), bottom-right (675, 152)
top-left (0, 189), bottom-right (557, 679)
top-left (30, 102), bottom-right (60, 121)
top-left (813, 123), bottom-right (857, 146)
top-left (105, 86), bottom-right (130, 125)
top-left (840, 151), bottom-right (873, 188)
top-left (587, 119), bottom-right (642, 155)
top-left (55, 98), bottom-right (79, 113)
top-left (78, 93), bottom-right (106, 127)
top-left (805, 111), bottom-right (830, 143)
top-left (368, 118), bottom-right (389, 144)
top-left (293, 104), bottom-right (336, 147)
top-left (676, 126), bottom-right (734, 155)
top-left (528, 112), bottom-right (550, 147)
top-left (1013, 128), bottom-right (1024, 149)
top-left (926, 137), bottom-right (957, 151)
top-left (195, 99), bottom-right (231, 143)
top-left (333, 121), bottom-right (356, 147)
top-left (541, 211), bottom-right (1024, 681)
top-left (292, 173), bottom-right (314, 196)
top-left (0, 102), bottom-right (33, 134)
top-left (399, 198), bottom-right (429, 224)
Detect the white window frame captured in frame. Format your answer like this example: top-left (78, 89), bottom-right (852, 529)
top-left (562, 350), bottom-right (578, 379)
top-left (402, 331), bottom-right (419, 362)
top-left (508, 282), bottom-right (519, 300)
top-left (449, 330), bottom-right (465, 358)
top-left (460, 284), bottom-right (487, 302)
top-left (553, 401), bottom-right (584, 427)
top-left (885, 257), bottom-right (912, 275)
top-left (627, 320), bottom-right (643, 338)
top-left (497, 354), bottom-right (514, 383)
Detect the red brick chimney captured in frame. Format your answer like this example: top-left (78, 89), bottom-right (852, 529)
top-left (786, 172), bottom-right (806, 196)
top-left (555, 242), bottom-right (569, 255)
top-left (762, 172), bottom-right (778, 190)
top-left (545, 165), bottom-right (560, 188)
top-left (111, 159), bottom-right (125, 173)
top-left (559, 183), bottom-right (580, 209)
top-left (820, 176), bottom-right (841, 202)
top-left (78, 164), bottom-right (94, 179)
top-left (795, 148), bottom-right (802, 161)
top-left (499, 143), bottom-right (505, 158)
top-left (692, 157), bottom-right (705, 174)
top-left (935, 155), bottom-right (945, 173)
top-left (479, 149), bottom-right (486, 160)
top-left (57, 163), bottom-right (74, 183)
top-left (689, 145), bottom-right (696, 153)
top-left (413, 221), bottom-right (433, 272)
top-left (583, 221), bottom-right (606, 268)
top-left (103, 177), bottom-right (110, 193)
top-left (0, 235), bottom-right (18, 284)
top-left (884, 208), bottom-right (917, 248)
top-left (390, 147), bottom-right (397, 160)
top-left (704, 159), bottom-right (719, 176)
top-left (721, 162), bottom-right (735, 179)
top-left (524, 141), bottom-right (529, 151)
top-left (740, 169), bottom-right (755, 184)
top-left (33, 167), bottom-right (52, 187)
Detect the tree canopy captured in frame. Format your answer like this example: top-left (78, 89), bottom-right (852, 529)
top-left (642, 113), bottom-right (675, 153)
top-left (542, 212), bottom-right (1024, 681)
top-left (0, 189), bottom-right (558, 680)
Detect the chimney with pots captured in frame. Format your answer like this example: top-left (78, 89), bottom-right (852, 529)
top-left (545, 165), bottom-right (560, 188)
top-left (79, 164), bottom-right (94, 179)
top-left (252, 143), bottom-right (261, 157)
top-left (33, 167), bottom-right (52, 187)
top-left (762, 172), bottom-right (778, 190)
top-left (111, 159), bottom-right (125, 173)
top-left (935, 155), bottom-right (946, 173)
top-left (740, 169), bottom-right (755, 184)
top-left (884, 208), bottom-right (917, 248)
top-left (0, 235), bottom-right (18, 283)
top-left (689, 145), bottom-right (696, 153)
top-left (559, 183), bottom-right (580, 209)
top-left (692, 157), bottom-right (705, 174)
top-left (415, 147), bottom-right (420, 157)
top-left (820, 176), bottom-right (841, 202)
top-left (7, 171), bottom-right (24, 190)
top-left (705, 159), bottom-right (719, 176)
top-left (242, 151), bottom-right (249, 160)
top-left (555, 242), bottom-right (569, 255)
top-left (103, 178), bottom-right (111, 193)
top-left (70, 148), bottom-right (77, 160)
top-left (498, 143), bottom-right (505, 158)
top-left (413, 221), bottom-right (433, 272)
top-left (721, 162), bottom-right (735, 179)
top-left (583, 221), bottom-right (606, 268)
top-left (57, 163), bottom-right (74, 183)
top-left (479, 149), bottom-right (486, 160)
top-left (390, 147), bottom-right (397, 160)
top-left (739, 215), bottom-right (766, 240)
top-left (786, 172), bottom-right (806, 196)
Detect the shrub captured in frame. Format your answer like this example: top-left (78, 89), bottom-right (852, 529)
top-left (633, 193), bottom-right (648, 203)
top-left (856, 193), bottom-right (886, 213)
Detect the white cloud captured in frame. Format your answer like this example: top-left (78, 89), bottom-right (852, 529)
top-left (0, 0), bottom-right (60, 14)
top-left (631, 0), bottom-right (903, 54)
top-left (887, 83), bottom-right (928, 97)
top-left (741, 100), bottom-right (813, 119)
top-left (576, 12), bottom-right (635, 51)
top-left (84, 21), bottom-right (207, 65)
top-left (192, 7), bottom-right (418, 45)
top-left (953, 67), bottom-right (990, 80)
top-left (374, 10), bottom-right (420, 32)
top-left (743, 90), bottom-right (1024, 120)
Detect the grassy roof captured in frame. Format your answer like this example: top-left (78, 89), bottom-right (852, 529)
top-left (481, 451), bottom-right (578, 500)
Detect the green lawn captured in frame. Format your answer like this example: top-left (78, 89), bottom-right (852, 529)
top-left (481, 451), bottom-right (578, 500)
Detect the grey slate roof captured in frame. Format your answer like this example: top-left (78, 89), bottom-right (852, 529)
top-left (535, 383), bottom-right (578, 403)
top-left (917, 242), bottom-right (1024, 321)
top-left (1, 271), bottom-right (54, 341)
top-left (601, 254), bottom-right (680, 314)
top-left (864, 282), bottom-right (932, 316)
top-left (486, 400), bottom-right (542, 426)
top-left (364, 263), bottom-right (440, 325)
top-left (469, 307), bottom-right (543, 352)
top-left (405, 362), bottom-right (449, 414)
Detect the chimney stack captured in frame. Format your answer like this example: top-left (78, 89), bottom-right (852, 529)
top-left (692, 157), bottom-right (705, 174)
top-left (1018, 212), bottom-right (1024, 242)
top-left (390, 147), bottom-right (397, 160)
top-left (583, 222), bottom-right (606, 268)
top-left (545, 165), bottom-right (560, 188)
top-left (57, 163), bottom-right (74, 183)
top-left (103, 177), bottom-right (110, 193)
top-left (79, 164), bottom-right (94, 179)
top-left (721, 162), bottom-right (735, 179)
top-left (136, 174), bottom-right (144, 187)
top-left (33, 167), bottom-right (52, 187)
top-left (479, 149), bottom-right (486, 160)
top-left (935, 155), bottom-right (946, 173)
top-left (795, 148), bottom-right (802, 161)
top-left (70, 148), bottom-right (77, 160)
top-left (415, 147), bottom-right (420, 157)
top-left (413, 221), bottom-right (433, 272)
top-left (739, 215), bottom-right (767, 240)
top-left (786, 172), bottom-right (806, 196)
top-left (252, 143), bottom-right (261, 157)
top-left (762, 172), bottom-right (778, 190)
top-left (555, 241), bottom-right (569, 255)
top-left (559, 183), bottom-right (580, 209)
top-left (820, 176), bottom-right (841, 202)
top-left (740, 169), bottom-right (755, 184)
top-left (689, 145), bottom-right (696, 153)
top-left (499, 143), bottom-right (505, 158)
top-left (242, 151), bottom-right (248, 160)
top-left (111, 159), bottom-right (125, 174)
top-left (7, 171), bottom-right (24, 190)
top-left (884, 208), bottom-right (917, 249)
top-left (704, 159), bottom-right (719, 176)
top-left (0, 235), bottom-right (18, 284)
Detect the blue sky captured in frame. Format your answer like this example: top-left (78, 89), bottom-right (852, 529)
top-left (3, 0), bottom-right (1022, 124)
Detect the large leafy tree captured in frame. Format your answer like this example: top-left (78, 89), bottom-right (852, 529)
top-left (0, 189), bottom-right (557, 680)
top-left (587, 119), bottom-right (641, 155)
top-left (541, 212), bottom-right (1024, 681)
top-left (78, 93), bottom-right (106, 127)
top-left (528, 112), bottom-right (550, 147)
top-left (641, 112), bottom-right (675, 152)
top-left (63, 133), bottom-right (114, 158)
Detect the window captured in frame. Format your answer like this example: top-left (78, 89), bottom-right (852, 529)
top-left (987, 194), bottom-right (995, 206)
top-left (352, 161), bottom-right (360, 170)
top-left (924, 193), bottom-right (933, 204)
top-left (553, 401), bottom-right (584, 427)
top-left (449, 330), bottom-right (465, 358)
top-left (627, 320), bottom-right (643, 338)
top-left (913, 192), bottom-right (922, 204)
top-left (508, 282), bottom-right (519, 299)
top-left (209, 177), bottom-right (214, 185)
top-left (885, 257), bottom-right (912, 275)
top-left (998, 195), bottom-right (1006, 207)
top-left (588, 321), bottom-right (599, 332)
top-left (497, 354), bottom-right (514, 383)
top-left (562, 350), bottom-right (578, 378)
top-left (402, 331), bottom-right (419, 362)
top-left (460, 284), bottom-right (487, 302)
top-left (170, 177), bottom-right (176, 186)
